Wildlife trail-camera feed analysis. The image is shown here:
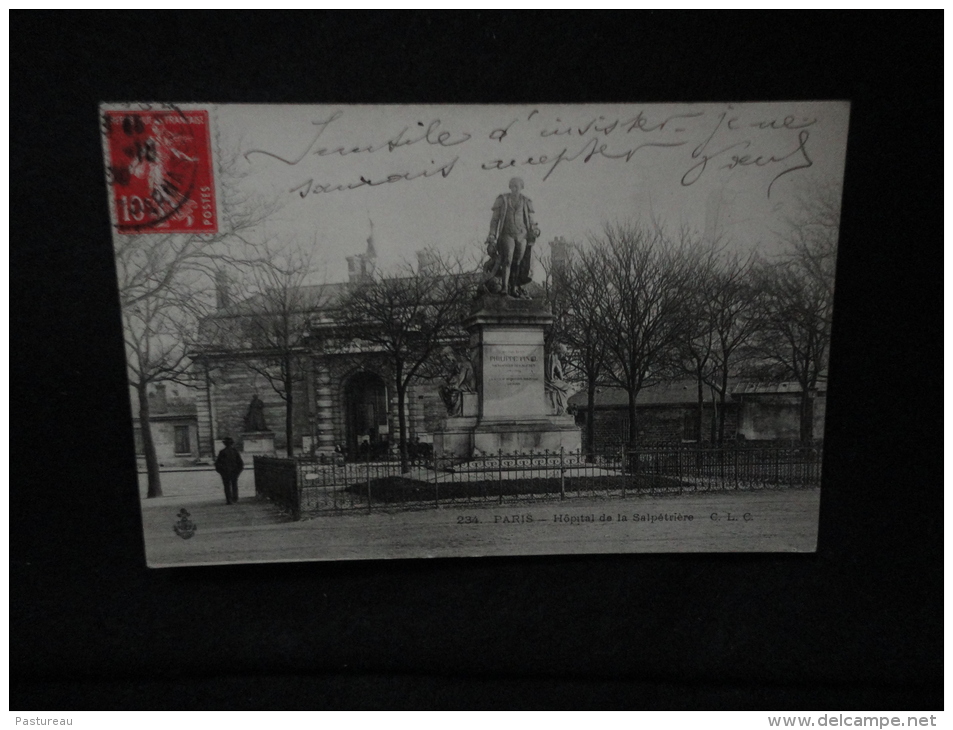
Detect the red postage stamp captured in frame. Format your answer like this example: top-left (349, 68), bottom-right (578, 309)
top-left (102, 107), bottom-right (217, 234)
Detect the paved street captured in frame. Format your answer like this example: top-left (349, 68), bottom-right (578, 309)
top-left (139, 469), bottom-right (821, 567)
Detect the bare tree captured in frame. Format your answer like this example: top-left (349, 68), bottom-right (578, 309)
top-left (114, 152), bottom-right (278, 497)
top-left (751, 185), bottom-right (840, 442)
top-left (337, 254), bottom-right (475, 473)
top-left (543, 243), bottom-right (611, 457)
top-left (237, 247), bottom-right (324, 457)
top-left (677, 253), bottom-right (719, 443)
top-left (702, 251), bottom-right (762, 443)
top-left (123, 272), bottom-right (209, 497)
top-left (589, 224), bottom-right (698, 446)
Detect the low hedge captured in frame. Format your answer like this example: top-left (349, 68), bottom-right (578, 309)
top-left (343, 474), bottom-right (689, 504)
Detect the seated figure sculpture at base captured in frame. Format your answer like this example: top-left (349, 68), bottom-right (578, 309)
top-left (439, 346), bottom-right (476, 416)
top-left (243, 394), bottom-right (268, 432)
top-left (546, 343), bottom-right (571, 416)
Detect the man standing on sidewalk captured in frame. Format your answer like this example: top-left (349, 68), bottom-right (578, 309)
top-left (215, 437), bottom-right (244, 505)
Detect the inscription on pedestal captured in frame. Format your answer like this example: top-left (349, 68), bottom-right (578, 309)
top-left (481, 338), bottom-right (545, 418)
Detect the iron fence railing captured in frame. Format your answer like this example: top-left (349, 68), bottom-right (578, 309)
top-left (256, 443), bottom-right (823, 518)
top-left (253, 456), bottom-right (301, 519)
top-left (624, 443), bottom-right (823, 492)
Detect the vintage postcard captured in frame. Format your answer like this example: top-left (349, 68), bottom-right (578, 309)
top-left (100, 102), bottom-right (849, 567)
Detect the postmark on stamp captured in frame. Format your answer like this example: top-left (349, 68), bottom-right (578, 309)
top-left (102, 106), bottom-right (217, 234)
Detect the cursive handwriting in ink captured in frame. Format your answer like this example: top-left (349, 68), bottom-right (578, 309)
top-left (544, 137), bottom-right (688, 181)
top-left (489, 119), bottom-right (517, 142)
top-left (289, 156), bottom-right (459, 198)
top-left (388, 120), bottom-right (471, 150)
top-left (680, 130), bottom-right (813, 196)
top-left (749, 115), bottom-right (817, 130)
top-left (245, 113), bottom-right (471, 166)
top-left (539, 111), bottom-right (704, 138)
top-left (245, 111), bottom-right (345, 165)
top-left (482, 137), bottom-right (688, 180)
top-left (763, 130), bottom-right (813, 197)
top-left (681, 140), bottom-right (750, 187)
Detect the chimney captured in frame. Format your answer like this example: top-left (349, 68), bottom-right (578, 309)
top-left (214, 270), bottom-right (232, 310)
top-left (346, 254), bottom-right (367, 284)
top-left (550, 236), bottom-right (573, 270)
top-left (347, 232), bottom-right (378, 284)
top-left (151, 383), bottom-right (168, 413)
top-left (417, 249), bottom-right (438, 275)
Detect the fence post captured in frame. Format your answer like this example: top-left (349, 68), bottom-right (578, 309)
top-left (560, 446), bottom-right (566, 501)
top-left (734, 447), bottom-right (739, 490)
top-left (434, 452), bottom-right (440, 508)
top-left (293, 460), bottom-right (301, 520)
top-left (332, 457), bottom-right (338, 511)
top-left (366, 450), bottom-right (372, 513)
top-left (621, 446), bottom-right (627, 499)
top-left (498, 449), bottom-right (504, 504)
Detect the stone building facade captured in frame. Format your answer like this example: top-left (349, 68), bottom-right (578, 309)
top-left (185, 234), bottom-right (823, 459)
top-left (569, 380), bottom-right (826, 451)
top-left (189, 238), bottom-right (454, 459)
top-left (132, 383), bottom-right (201, 467)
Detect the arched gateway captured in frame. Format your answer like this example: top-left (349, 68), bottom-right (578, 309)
top-left (343, 371), bottom-right (389, 459)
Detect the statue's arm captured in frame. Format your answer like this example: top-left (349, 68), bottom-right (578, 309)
top-left (487, 195), bottom-right (505, 243)
top-left (525, 197), bottom-right (540, 242)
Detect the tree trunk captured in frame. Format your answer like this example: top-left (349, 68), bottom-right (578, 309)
top-left (799, 388), bottom-right (815, 443)
top-left (204, 364), bottom-right (216, 458)
top-left (284, 359), bottom-right (294, 457)
top-left (696, 374), bottom-right (705, 442)
top-left (138, 381), bottom-right (162, 498)
top-left (397, 381), bottom-right (409, 474)
top-left (586, 379), bottom-right (597, 461)
top-left (627, 388), bottom-right (638, 447)
top-left (717, 371), bottom-right (730, 444)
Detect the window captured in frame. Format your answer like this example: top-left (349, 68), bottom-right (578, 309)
top-left (174, 425), bottom-right (191, 454)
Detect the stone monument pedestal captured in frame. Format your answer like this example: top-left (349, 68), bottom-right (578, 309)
top-left (241, 431), bottom-right (276, 455)
top-left (433, 292), bottom-right (581, 461)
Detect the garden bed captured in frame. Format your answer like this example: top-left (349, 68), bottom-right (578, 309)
top-left (342, 474), bottom-right (690, 504)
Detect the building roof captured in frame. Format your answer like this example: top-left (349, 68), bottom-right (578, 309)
top-left (216, 281), bottom-right (352, 316)
top-left (568, 379), bottom-right (825, 409)
top-left (148, 402), bottom-right (198, 421)
top-left (732, 381), bottom-right (807, 395)
top-left (568, 380), bottom-right (710, 408)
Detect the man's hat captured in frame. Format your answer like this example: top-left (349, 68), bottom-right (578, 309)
top-left (222, 437), bottom-right (234, 446)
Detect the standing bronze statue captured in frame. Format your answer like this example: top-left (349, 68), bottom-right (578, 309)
top-left (484, 177), bottom-right (540, 299)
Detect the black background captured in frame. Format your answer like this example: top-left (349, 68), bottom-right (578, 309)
top-left (10, 12), bottom-right (943, 709)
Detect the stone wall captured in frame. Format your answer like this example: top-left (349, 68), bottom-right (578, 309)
top-left (134, 419), bottom-right (199, 466)
top-left (576, 404), bottom-right (741, 451)
top-left (737, 394), bottom-right (827, 441)
top-left (204, 360), bottom-right (309, 455)
top-left (195, 355), bottom-right (469, 457)
top-left (410, 381), bottom-right (448, 442)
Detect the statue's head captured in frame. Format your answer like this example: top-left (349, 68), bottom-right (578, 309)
top-left (508, 177), bottom-right (524, 194)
